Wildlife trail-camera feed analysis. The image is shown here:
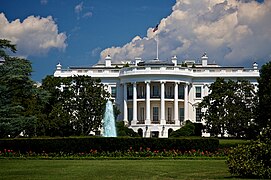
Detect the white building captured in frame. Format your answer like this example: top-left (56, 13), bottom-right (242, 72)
top-left (54, 53), bottom-right (259, 138)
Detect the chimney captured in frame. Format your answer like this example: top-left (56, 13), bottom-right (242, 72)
top-left (201, 52), bottom-right (208, 67)
top-left (253, 62), bottom-right (258, 69)
top-left (171, 55), bottom-right (177, 66)
top-left (56, 62), bottom-right (62, 71)
top-left (105, 55), bottom-right (111, 67)
top-left (135, 57), bottom-right (142, 66)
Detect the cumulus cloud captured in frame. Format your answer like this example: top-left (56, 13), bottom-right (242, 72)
top-left (75, 2), bottom-right (83, 14)
top-left (100, 0), bottom-right (271, 66)
top-left (0, 13), bottom-right (67, 57)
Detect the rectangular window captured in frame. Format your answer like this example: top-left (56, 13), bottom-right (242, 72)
top-left (152, 85), bottom-right (160, 97)
top-left (178, 85), bottom-right (184, 99)
top-left (138, 86), bottom-right (145, 98)
top-left (195, 86), bottom-right (202, 98)
top-left (127, 85), bottom-right (133, 99)
top-left (140, 107), bottom-right (145, 121)
top-left (166, 85), bottom-right (174, 98)
top-left (128, 108), bottom-right (133, 122)
top-left (111, 87), bottom-right (116, 98)
top-left (179, 108), bottom-right (184, 122)
top-left (167, 107), bottom-right (172, 121)
top-left (153, 107), bottom-right (159, 122)
top-left (196, 108), bottom-right (202, 122)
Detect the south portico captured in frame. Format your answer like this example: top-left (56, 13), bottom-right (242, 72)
top-left (121, 79), bottom-right (190, 138)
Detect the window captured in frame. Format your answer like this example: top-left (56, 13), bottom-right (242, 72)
top-left (153, 107), bottom-right (159, 122)
top-left (178, 85), bottom-right (184, 99)
top-left (140, 107), bottom-right (145, 121)
top-left (196, 108), bottom-right (202, 122)
top-left (128, 108), bottom-right (133, 122)
top-left (152, 85), bottom-right (160, 97)
top-left (138, 86), bottom-right (145, 98)
top-left (111, 87), bottom-right (116, 98)
top-left (127, 85), bottom-right (133, 99)
top-left (167, 107), bottom-right (172, 121)
top-left (179, 108), bottom-right (184, 122)
top-left (195, 86), bottom-right (202, 98)
top-left (166, 85), bottom-right (173, 98)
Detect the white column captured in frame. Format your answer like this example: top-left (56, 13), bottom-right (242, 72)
top-left (123, 83), bottom-right (128, 125)
top-left (160, 81), bottom-right (166, 124)
top-left (145, 81), bottom-right (151, 124)
top-left (132, 82), bottom-right (137, 125)
top-left (184, 83), bottom-right (189, 122)
top-left (174, 82), bottom-right (179, 125)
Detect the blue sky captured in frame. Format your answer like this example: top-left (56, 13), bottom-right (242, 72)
top-left (0, 0), bottom-right (270, 82)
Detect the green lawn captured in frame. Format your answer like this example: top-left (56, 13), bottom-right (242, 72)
top-left (0, 159), bottom-right (253, 180)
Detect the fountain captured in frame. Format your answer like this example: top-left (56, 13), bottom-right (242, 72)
top-left (103, 100), bottom-right (117, 137)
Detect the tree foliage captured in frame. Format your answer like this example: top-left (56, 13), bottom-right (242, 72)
top-left (199, 78), bottom-right (256, 138)
top-left (169, 120), bottom-right (195, 137)
top-left (256, 61), bottom-right (271, 129)
top-left (39, 75), bottom-right (110, 136)
top-left (0, 39), bottom-right (37, 138)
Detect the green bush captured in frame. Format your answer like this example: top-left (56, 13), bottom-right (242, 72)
top-left (170, 120), bottom-right (195, 137)
top-left (116, 121), bottom-right (139, 137)
top-left (226, 127), bottom-right (271, 179)
top-left (0, 137), bottom-right (219, 154)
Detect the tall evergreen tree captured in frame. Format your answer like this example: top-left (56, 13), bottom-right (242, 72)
top-left (0, 39), bottom-right (37, 137)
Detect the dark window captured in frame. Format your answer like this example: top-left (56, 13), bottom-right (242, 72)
top-left (178, 85), bottom-right (184, 99)
top-left (111, 87), bottom-right (116, 97)
top-left (153, 107), bottom-right (159, 122)
top-left (179, 108), bottom-right (184, 122)
top-left (152, 85), bottom-right (160, 97)
top-left (195, 86), bottom-right (201, 98)
top-left (127, 85), bottom-right (133, 99)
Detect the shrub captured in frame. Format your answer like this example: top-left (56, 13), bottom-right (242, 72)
top-left (226, 127), bottom-right (271, 179)
top-left (0, 137), bottom-right (219, 154)
top-left (116, 121), bottom-right (139, 137)
top-left (170, 120), bottom-right (195, 137)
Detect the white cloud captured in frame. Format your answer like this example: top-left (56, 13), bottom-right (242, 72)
top-left (83, 12), bottom-right (93, 18)
top-left (100, 0), bottom-right (271, 66)
top-left (0, 13), bottom-right (67, 57)
top-left (40, 0), bottom-right (48, 5)
top-left (75, 2), bottom-right (83, 14)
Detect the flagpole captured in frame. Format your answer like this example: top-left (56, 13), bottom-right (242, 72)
top-left (156, 33), bottom-right (159, 60)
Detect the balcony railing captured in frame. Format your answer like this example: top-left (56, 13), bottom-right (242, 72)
top-left (166, 120), bottom-right (175, 124)
top-left (137, 120), bottom-right (145, 124)
top-left (151, 120), bottom-right (160, 124)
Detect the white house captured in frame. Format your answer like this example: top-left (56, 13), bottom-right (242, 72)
top-left (54, 53), bottom-right (259, 138)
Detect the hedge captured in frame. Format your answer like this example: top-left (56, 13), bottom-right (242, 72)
top-left (0, 137), bottom-right (219, 154)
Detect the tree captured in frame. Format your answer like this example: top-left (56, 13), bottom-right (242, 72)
top-left (199, 78), bottom-right (228, 136)
top-left (39, 75), bottom-right (110, 136)
top-left (256, 61), bottom-right (271, 129)
top-left (199, 78), bottom-right (256, 138)
top-left (0, 39), bottom-right (37, 137)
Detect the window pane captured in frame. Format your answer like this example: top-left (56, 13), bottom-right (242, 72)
top-left (111, 87), bottom-right (116, 97)
top-left (195, 87), bottom-right (201, 98)
top-left (179, 108), bottom-right (184, 122)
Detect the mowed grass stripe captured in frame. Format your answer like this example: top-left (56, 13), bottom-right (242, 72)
top-left (0, 159), bottom-right (251, 180)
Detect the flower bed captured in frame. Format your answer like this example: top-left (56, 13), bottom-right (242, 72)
top-left (0, 147), bottom-right (229, 159)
